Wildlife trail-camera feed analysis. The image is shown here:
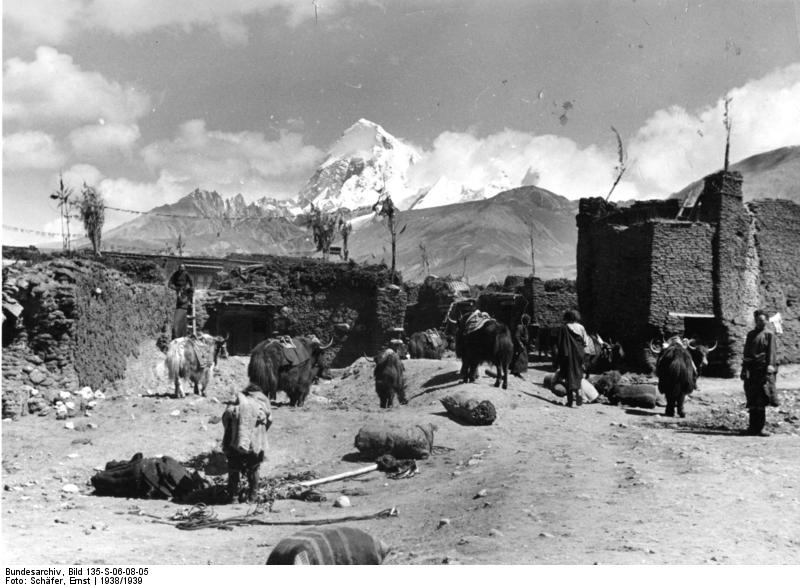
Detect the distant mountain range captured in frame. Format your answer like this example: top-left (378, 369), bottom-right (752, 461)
top-left (85, 120), bottom-right (799, 283)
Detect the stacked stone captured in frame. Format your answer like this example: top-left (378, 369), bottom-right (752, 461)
top-left (2, 258), bottom-right (171, 420)
top-left (374, 285), bottom-right (408, 352)
top-left (532, 278), bottom-right (577, 328)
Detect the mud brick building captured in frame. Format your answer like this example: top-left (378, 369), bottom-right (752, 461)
top-left (206, 257), bottom-right (406, 367)
top-left (577, 170), bottom-right (800, 375)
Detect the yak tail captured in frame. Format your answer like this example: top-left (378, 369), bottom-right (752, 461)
top-left (248, 345), bottom-right (278, 395)
top-left (165, 338), bottom-right (187, 380)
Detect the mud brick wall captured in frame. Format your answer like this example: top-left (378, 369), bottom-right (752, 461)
top-left (649, 221), bottom-right (715, 329)
top-left (748, 199), bottom-right (800, 364)
top-left (207, 258), bottom-right (402, 367)
top-left (698, 172), bottom-right (754, 375)
top-left (576, 212), bottom-right (653, 367)
top-left (2, 259), bottom-right (171, 418)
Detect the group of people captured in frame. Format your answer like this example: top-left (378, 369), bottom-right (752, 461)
top-left (552, 308), bottom-right (780, 436)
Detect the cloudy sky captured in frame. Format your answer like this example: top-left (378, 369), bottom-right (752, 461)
top-left (3, 0), bottom-right (800, 245)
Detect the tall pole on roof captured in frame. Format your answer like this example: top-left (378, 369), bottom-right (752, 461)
top-left (723, 96), bottom-right (733, 172)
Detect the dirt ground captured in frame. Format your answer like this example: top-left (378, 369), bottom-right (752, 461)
top-left (3, 341), bottom-right (800, 565)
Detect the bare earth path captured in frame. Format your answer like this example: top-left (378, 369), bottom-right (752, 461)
top-left (3, 342), bottom-right (800, 565)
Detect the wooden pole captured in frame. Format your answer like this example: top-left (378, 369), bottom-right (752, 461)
top-left (297, 464), bottom-right (378, 488)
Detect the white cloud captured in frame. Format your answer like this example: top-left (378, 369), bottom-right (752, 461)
top-left (3, 131), bottom-right (67, 169)
top-left (4, 0), bottom-right (373, 45)
top-left (409, 129), bottom-right (641, 201)
top-left (140, 119), bottom-right (325, 200)
top-left (3, 46), bottom-right (151, 127)
top-left (69, 123), bottom-right (141, 158)
top-left (629, 63), bottom-right (800, 196)
top-left (62, 164), bottom-right (104, 190)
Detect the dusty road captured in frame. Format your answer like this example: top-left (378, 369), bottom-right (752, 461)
top-left (3, 341), bottom-right (800, 565)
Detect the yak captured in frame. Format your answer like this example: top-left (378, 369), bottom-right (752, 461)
top-left (451, 311), bottom-right (513, 389)
top-left (650, 336), bottom-right (716, 417)
top-left (407, 329), bottom-right (446, 359)
top-left (164, 333), bottom-right (229, 398)
top-left (373, 348), bottom-right (407, 408)
top-left (248, 335), bottom-right (333, 407)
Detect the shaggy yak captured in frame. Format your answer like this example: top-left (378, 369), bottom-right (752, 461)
top-left (164, 333), bottom-right (229, 398)
top-left (373, 348), bottom-right (407, 408)
top-left (248, 335), bottom-right (333, 407)
top-left (452, 311), bottom-right (514, 389)
top-left (650, 336), bottom-right (717, 417)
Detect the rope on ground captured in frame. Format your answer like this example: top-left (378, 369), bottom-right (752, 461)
top-left (171, 506), bottom-right (399, 531)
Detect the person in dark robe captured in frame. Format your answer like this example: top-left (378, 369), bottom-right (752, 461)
top-left (741, 309), bottom-right (779, 436)
top-left (511, 314), bottom-right (531, 378)
top-left (555, 310), bottom-right (590, 408)
top-left (168, 264), bottom-right (194, 339)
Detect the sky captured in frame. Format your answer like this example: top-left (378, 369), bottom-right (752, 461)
top-left (3, 0), bottom-right (800, 246)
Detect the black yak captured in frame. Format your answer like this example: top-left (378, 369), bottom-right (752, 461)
top-left (248, 335), bottom-right (333, 407)
top-left (374, 348), bottom-right (407, 408)
top-left (452, 311), bottom-right (513, 389)
top-left (651, 336), bottom-right (716, 417)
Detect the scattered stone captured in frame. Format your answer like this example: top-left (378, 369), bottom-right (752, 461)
top-left (474, 489), bottom-right (488, 498)
top-left (333, 496), bottom-right (351, 508)
top-left (67, 453), bottom-right (79, 459)
top-left (437, 518), bottom-right (450, 529)
top-left (488, 529), bottom-right (503, 538)
top-left (91, 522), bottom-right (108, 531)
top-left (170, 410), bottom-right (181, 417)
top-left (64, 421), bottom-right (75, 430)
top-left (539, 532), bottom-right (554, 538)
top-left (61, 484), bottom-right (79, 493)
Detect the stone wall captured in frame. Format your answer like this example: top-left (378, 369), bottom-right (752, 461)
top-left (2, 259), bottom-right (171, 419)
top-left (748, 199), bottom-right (800, 364)
top-left (532, 278), bottom-right (578, 328)
top-left (206, 258), bottom-right (404, 367)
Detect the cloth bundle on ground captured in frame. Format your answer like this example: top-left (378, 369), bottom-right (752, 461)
top-left (464, 310), bottom-right (492, 334)
top-left (440, 391), bottom-right (497, 425)
top-left (354, 422), bottom-right (436, 459)
top-left (266, 526), bottom-right (390, 565)
top-left (606, 383), bottom-right (659, 409)
top-left (590, 370), bottom-right (623, 396)
top-left (543, 373), bottom-right (599, 403)
top-left (90, 453), bottom-right (209, 501)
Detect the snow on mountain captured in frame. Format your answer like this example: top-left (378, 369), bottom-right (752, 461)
top-left (408, 170), bottom-right (515, 210)
top-left (298, 119), bottom-right (421, 212)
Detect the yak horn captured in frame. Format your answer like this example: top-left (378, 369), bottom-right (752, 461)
top-left (707, 340), bottom-right (718, 353)
top-left (447, 317), bottom-right (457, 324)
top-left (649, 339), bottom-right (662, 355)
top-left (319, 337), bottom-right (335, 350)
top-left (687, 338), bottom-right (697, 350)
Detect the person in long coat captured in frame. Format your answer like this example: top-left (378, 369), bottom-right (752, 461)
top-left (741, 309), bottom-right (779, 436)
top-left (555, 310), bottom-right (590, 408)
top-left (511, 314), bottom-right (531, 378)
top-left (168, 264), bottom-right (194, 339)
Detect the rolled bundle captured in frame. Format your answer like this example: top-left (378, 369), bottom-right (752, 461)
top-left (607, 384), bottom-right (659, 409)
top-left (354, 422), bottom-right (435, 459)
top-left (266, 526), bottom-right (389, 565)
top-left (440, 391), bottom-right (497, 425)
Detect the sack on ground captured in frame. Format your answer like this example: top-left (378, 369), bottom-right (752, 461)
top-left (543, 372), bottom-right (567, 398)
top-left (607, 384), bottom-right (658, 409)
top-left (440, 391), bottom-right (496, 425)
top-left (266, 526), bottom-right (390, 565)
top-left (580, 378), bottom-right (599, 403)
top-left (354, 422), bottom-right (435, 459)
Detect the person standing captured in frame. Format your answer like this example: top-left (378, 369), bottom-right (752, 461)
top-left (511, 314), bottom-right (531, 378)
top-left (741, 309), bottom-right (779, 436)
top-left (555, 310), bottom-right (591, 408)
top-left (222, 383), bottom-right (273, 503)
top-left (168, 263), bottom-right (194, 339)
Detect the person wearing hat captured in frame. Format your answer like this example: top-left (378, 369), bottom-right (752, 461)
top-left (741, 309), bottom-right (779, 436)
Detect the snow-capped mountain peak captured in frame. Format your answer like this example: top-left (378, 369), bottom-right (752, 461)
top-left (299, 119), bottom-right (421, 212)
